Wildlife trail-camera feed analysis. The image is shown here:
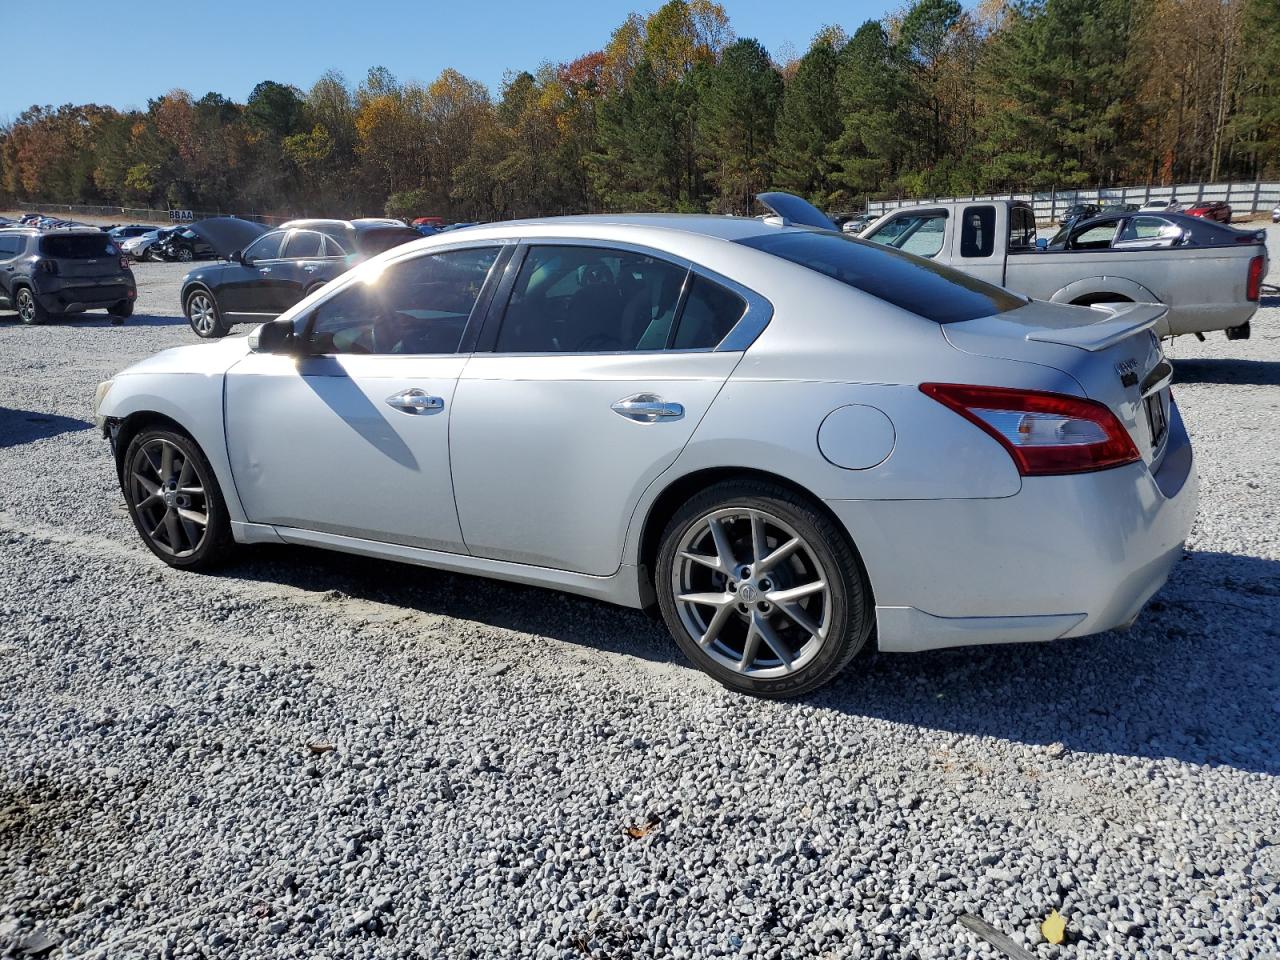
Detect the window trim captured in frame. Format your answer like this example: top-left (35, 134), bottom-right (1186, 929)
top-left (474, 237), bottom-right (773, 357)
top-left (294, 242), bottom-right (511, 360)
top-left (864, 208), bottom-right (950, 258)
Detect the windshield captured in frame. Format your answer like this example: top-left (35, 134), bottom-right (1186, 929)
top-left (40, 234), bottom-right (116, 258)
top-left (738, 230), bottom-right (1026, 324)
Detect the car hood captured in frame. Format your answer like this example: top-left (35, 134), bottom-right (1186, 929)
top-left (116, 336), bottom-right (254, 378)
top-left (186, 217), bottom-right (268, 259)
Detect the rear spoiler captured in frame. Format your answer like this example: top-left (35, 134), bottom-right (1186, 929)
top-left (1024, 302), bottom-right (1166, 351)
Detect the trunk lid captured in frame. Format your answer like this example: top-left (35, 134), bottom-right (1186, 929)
top-left (943, 300), bottom-right (1173, 469)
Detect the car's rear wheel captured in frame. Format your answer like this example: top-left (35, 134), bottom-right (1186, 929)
top-left (109, 300), bottom-right (133, 324)
top-left (15, 287), bottom-right (48, 325)
top-left (122, 427), bottom-right (233, 570)
top-left (185, 289), bottom-right (228, 339)
top-left (656, 479), bottom-right (873, 698)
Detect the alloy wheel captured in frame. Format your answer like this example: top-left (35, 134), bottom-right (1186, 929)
top-left (671, 507), bottom-right (833, 679)
top-left (187, 294), bottom-right (216, 335)
top-left (128, 438), bottom-right (209, 558)
top-left (17, 289), bottom-right (36, 323)
top-left (178, 247), bottom-right (194, 262)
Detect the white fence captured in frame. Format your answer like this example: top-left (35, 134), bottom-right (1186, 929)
top-left (867, 181), bottom-right (1280, 224)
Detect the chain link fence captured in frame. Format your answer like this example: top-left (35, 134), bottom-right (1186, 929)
top-left (8, 202), bottom-right (291, 227)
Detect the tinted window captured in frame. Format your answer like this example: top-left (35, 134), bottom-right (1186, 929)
top-left (355, 227), bottom-right (420, 256)
top-left (673, 276), bottom-right (747, 349)
top-left (308, 246), bottom-right (499, 355)
top-left (40, 234), bottom-right (115, 258)
top-left (738, 231), bottom-right (1025, 324)
top-left (244, 232), bottom-right (285, 262)
top-left (1009, 207), bottom-right (1037, 250)
top-left (960, 205), bottom-right (996, 258)
top-left (0, 235), bottom-right (23, 257)
top-left (1070, 222), bottom-right (1120, 249)
top-left (863, 210), bottom-right (947, 258)
top-left (496, 245), bottom-right (688, 353)
top-left (1118, 216), bottom-right (1180, 243)
top-left (283, 231), bottom-right (325, 259)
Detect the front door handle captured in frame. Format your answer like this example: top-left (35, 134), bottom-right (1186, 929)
top-left (386, 388), bottom-right (444, 414)
top-left (259, 267), bottom-right (271, 274)
top-left (611, 393), bottom-right (684, 423)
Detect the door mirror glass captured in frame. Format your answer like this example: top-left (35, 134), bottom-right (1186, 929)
top-left (230, 249), bottom-right (244, 264)
top-left (1035, 237), bottom-right (1048, 250)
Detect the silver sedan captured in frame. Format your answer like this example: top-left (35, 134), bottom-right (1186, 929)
top-left (94, 208), bottom-right (1197, 697)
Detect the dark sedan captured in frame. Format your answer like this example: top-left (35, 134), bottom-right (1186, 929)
top-left (154, 227), bottom-right (217, 263)
top-left (1058, 202), bottom-right (1099, 225)
top-left (1045, 210), bottom-right (1263, 251)
top-left (179, 218), bottom-right (420, 338)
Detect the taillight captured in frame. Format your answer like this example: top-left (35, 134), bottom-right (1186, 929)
top-left (37, 260), bottom-right (58, 275)
top-left (120, 256), bottom-right (130, 270)
top-left (1246, 255), bottom-right (1264, 301)
top-left (920, 383), bottom-right (1140, 476)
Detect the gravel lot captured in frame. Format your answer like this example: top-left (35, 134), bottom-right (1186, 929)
top-left (1, 236), bottom-right (1278, 960)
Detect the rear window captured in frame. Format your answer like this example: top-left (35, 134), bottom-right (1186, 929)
top-left (40, 234), bottom-right (115, 258)
top-left (356, 228), bottom-right (420, 256)
top-left (738, 230), bottom-right (1025, 324)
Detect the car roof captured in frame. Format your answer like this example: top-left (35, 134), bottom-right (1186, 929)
top-left (434, 213), bottom-right (791, 243)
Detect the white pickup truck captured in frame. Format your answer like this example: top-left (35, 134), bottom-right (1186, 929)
top-left (860, 200), bottom-right (1267, 339)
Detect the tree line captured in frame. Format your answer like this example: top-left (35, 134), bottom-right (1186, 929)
top-left (3, 0), bottom-right (1278, 221)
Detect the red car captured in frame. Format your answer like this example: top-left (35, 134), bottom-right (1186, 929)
top-left (1185, 200), bottom-right (1232, 224)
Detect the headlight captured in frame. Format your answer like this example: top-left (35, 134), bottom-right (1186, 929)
top-left (93, 379), bottom-right (114, 423)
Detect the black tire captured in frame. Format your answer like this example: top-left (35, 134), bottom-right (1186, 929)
top-left (121, 426), bottom-right (234, 570)
top-left (1225, 321), bottom-right (1251, 341)
top-left (185, 288), bottom-right (229, 339)
top-left (177, 246), bottom-right (194, 263)
top-left (304, 281), bottom-right (327, 298)
top-left (656, 479), bottom-right (873, 698)
top-left (109, 300), bottom-right (134, 324)
top-left (15, 287), bottom-right (49, 325)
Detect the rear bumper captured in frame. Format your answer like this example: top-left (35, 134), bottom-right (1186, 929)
top-left (36, 281), bottom-right (135, 313)
top-left (827, 401), bottom-right (1198, 653)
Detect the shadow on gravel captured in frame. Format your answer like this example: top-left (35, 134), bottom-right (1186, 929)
top-left (214, 544), bottom-right (1280, 775)
top-left (817, 550), bottom-right (1280, 777)
top-left (1173, 357), bottom-right (1280, 386)
top-left (56, 311), bottom-right (186, 329)
top-left (0, 407), bottom-right (92, 448)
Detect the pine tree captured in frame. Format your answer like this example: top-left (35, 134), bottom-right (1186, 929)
top-left (770, 39), bottom-right (843, 206)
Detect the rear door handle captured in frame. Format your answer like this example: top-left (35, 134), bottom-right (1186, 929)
top-left (611, 393), bottom-right (684, 423)
top-left (386, 388), bottom-right (444, 414)
top-left (303, 265), bottom-right (317, 273)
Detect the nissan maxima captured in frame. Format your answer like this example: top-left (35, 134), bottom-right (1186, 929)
top-left (94, 196), bottom-right (1197, 697)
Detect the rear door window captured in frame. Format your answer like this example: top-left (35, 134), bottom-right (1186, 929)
top-left (738, 230), bottom-right (1026, 324)
top-left (960, 205), bottom-right (997, 258)
top-left (495, 245), bottom-right (688, 353)
top-left (283, 230), bottom-right (325, 259)
top-left (40, 234), bottom-right (115, 258)
top-left (1117, 216), bottom-right (1181, 244)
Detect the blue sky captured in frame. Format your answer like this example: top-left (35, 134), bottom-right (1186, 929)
top-left (6, 0), bottom-right (889, 118)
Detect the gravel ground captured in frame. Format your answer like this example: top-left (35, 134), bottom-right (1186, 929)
top-left (1, 239), bottom-right (1278, 960)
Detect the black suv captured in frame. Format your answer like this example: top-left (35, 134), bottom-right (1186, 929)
top-left (0, 228), bottom-right (137, 325)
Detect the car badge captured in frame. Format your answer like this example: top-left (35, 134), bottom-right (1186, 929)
top-left (1116, 357), bottom-right (1139, 388)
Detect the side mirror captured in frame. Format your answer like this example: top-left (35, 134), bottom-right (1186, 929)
top-left (248, 317), bottom-right (300, 354)
top-left (1035, 237), bottom-right (1048, 250)
top-left (229, 249), bottom-right (245, 264)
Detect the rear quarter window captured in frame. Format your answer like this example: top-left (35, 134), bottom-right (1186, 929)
top-left (40, 234), bottom-right (116, 258)
top-left (738, 230), bottom-right (1025, 324)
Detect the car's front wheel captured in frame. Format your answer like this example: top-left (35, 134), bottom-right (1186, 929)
top-left (121, 427), bottom-right (233, 570)
top-left (656, 479), bottom-right (873, 698)
top-left (177, 246), bottom-right (194, 262)
top-left (185, 289), bottom-right (228, 338)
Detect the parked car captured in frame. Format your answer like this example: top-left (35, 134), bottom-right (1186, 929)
top-left (1058, 203), bottom-right (1099, 225)
top-left (838, 213), bottom-right (876, 235)
top-left (1141, 198), bottom-right (1184, 213)
top-left (120, 229), bottom-right (165, 262)
top-left (861, 200), bottom-right (1265, 338)
top-left (1045, 211), bottom-right (1260, 251)
top-left (1100, 203), bottom-right (1139, 215)
top-left (96, 194), bottom-right (1196, 698)
top-left (1183, 200), bottom-right (1231, 223)
top-left (179, 218), bottom-right (420, 337)
top-left (1273, 203), bottom-right (1280, 223)
top-left (0, 227), bottom-right (136, 324)
top-left (154, 227), bottom-right (217, 263)
top-left (106, 224), bottom-right (156, 245)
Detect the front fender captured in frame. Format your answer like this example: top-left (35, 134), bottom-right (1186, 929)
top-left (98, 372), bottom-right (248, 524)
